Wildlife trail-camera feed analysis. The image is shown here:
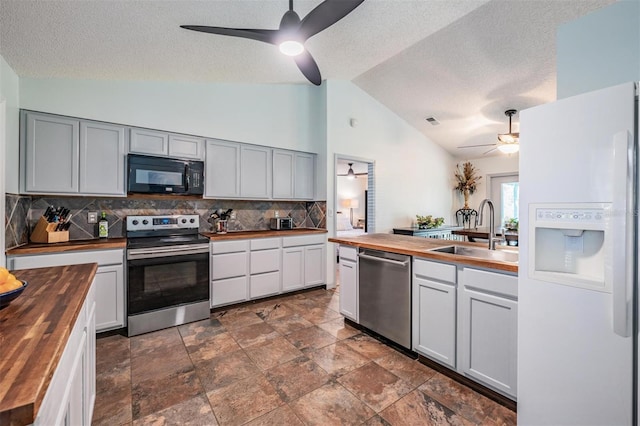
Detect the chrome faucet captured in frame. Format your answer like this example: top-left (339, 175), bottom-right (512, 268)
top-left (478, 199), bottom-right (503, 250)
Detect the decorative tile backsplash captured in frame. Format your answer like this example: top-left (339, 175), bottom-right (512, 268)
top-left (5, 194), bottom-right (326, 250)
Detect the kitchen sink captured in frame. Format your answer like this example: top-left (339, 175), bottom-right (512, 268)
top-left (429, 245), bottom-right (519, 263)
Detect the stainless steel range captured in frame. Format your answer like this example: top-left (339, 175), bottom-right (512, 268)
top-left (126, 214), bottom-right (210, 336)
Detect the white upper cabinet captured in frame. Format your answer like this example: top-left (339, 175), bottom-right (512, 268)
top-left (22, 111), bottom-right (126, 196)
top-left (205, 139), bottom-right (241, 198)
top-left (240, 145), bottom-right (272, 199)
top-left (168, 134), bottom-right (205, 160)
top-left (294, 152), bottom-right (315, 199)
top-left (24, 112), bottom-right (80, 194)
top-left (272, 149), bottom-right (316, 200)
top-left (80, 122), bottom-right (126, 195)
top-left (129, 128), bottom-right (169, 156)
top-left (130, 128), bottom-right (204, 160)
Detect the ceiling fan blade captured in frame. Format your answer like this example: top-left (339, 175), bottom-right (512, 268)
top-left (298, 0), bottom-right (365, 40)
top-left (294, 50), bottom-right (322, 85)
top-left (180, 26), bottom-right (279, 44)
top-left (483, 147), bottom-right (498, 155)
top-left (458, 143), bottom-right (496, 149)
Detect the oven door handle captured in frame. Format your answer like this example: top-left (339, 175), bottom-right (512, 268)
top-left (127, 244), bottom-right (210, 260)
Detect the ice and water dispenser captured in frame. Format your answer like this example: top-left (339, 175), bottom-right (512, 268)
top-left (529, 203), bottom-right (611, 293)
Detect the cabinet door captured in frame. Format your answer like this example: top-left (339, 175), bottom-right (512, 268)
top-left (294, 152), bottom-right (315, 199)
top-left (241, 145), bottom-right (272, 198)
top-left (24, 112), bottom-right (79, 193)
top-left (169, 134), bottom-right (205, 160)
top-left (79, 121), bottom-right (126, 195)
top-left (85, 286), bottom-right (96, 426)
top-left (129, 128), bottom-right (169, 156)
top-left (205, 139), bottom-right (240, 198)
top-left (304, 244), bottom-right (325, 287)
top-left (459, 287), bottom-right (518, 398)
top-left (250, 272), bottom-right (281, 299)
top-left (94, 264), bottom-right (125, 332)
top-left (282, 247), bottom-right (304, 291)
top-left (414, 277), bottom-right (456, 368)
top-left (339, 258), bottom-right (358, 322)
top-left (211, 276), bottom-right (248, 308)
top-left (272, 150), bottom-right (294, 199)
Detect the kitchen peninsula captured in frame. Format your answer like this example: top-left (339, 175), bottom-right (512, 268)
top-left (0, 264), bottom-right (98, 426)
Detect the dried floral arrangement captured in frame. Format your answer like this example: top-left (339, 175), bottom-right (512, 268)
top-left (454, 161), bottom-right (481, 208)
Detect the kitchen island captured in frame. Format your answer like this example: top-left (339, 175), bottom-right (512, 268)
top-left (0, 263), bottom-right (98, 426)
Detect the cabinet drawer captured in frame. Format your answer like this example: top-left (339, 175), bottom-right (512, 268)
top-left (461, 268), bottom-right (518, 298)
top-left (251, 249), bottom-right (280, 275)
top-left (211, 252), bottom-right (247, 280)
top-left (251, 238), bottom-right (280, 251)
top-left (414, 258), bottom-right (456, 283)
top-left (211, 276), bottom-right (248, 307)
top-left (250, 272), bottom-right (280, 299)
top-left (211, 240), bottom-right (249, 254)
top-left (282, 234), bottom-right (325, 247)
top-left (338, 245), bottom-right (358, 262)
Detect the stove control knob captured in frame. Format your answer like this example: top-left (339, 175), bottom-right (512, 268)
top-left (142, 219), bottom-right (149, 225)
top-left (132, 220), bottom-right (139, 225)
top-left (182, 218), bottom-right (187, 224)
top-left (190, 218), bottom-right (195, 223)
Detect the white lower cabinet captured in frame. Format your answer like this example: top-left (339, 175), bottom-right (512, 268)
top-left (412, 258), bottom-right (457, 368)
top-left (210, 240), bottom-right (250, 307)
top-left (282, 234), bottom-right (326, 291)
top-left (35, 280), bottom-right (96, 426)
top-left (281, 247), bottom-right (304, 292)
top-left (458, 267), bottom-right (518, 399)
top-left (250, 238), bottom-right (281, 298)
top-left (7, 249), bottom-right (124, 332)
top-left (338, 245), bottom-right (358, 322)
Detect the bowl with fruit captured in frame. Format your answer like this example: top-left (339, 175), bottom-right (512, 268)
top-left (0, 267), bottom-right (28, 309)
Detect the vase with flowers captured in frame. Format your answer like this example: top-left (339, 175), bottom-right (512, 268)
top-left (454, 161), bottom-right (481, 208)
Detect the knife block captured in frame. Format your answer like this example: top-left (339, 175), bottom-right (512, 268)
top-left (30, 216), bottom-right (69, 243)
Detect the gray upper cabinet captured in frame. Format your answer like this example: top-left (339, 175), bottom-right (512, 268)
top-left (80, 122), bottom-right (126, 195)
top-left (205, 139), bottom-right (241, 198)
top-left (294, 152), bottom-right (315, 199)
top-left (130, 128), bottom-right (204, 160)
top-left (240, 145), bottom-right (272, 199)
top-left (129, 128), bottom-right (169, 156)
top-left (272, 149), bottom-right (316, 200)
top-left (272, 150), bottom-right (295, 199)
top-left (168, 134), bottom-right (205, 160)
top-left (23, 112), bottom-right (80, 194)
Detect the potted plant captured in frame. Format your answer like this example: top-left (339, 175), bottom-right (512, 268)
top-left (416, 215), bottom-right (445, 229)
top-left (454, 161), bottom-right (481, 209)
top-left (504, 217), bottom-right (519, 231)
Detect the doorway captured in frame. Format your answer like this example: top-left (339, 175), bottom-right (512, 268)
top-left (335, 155), bottom-right (375, 235)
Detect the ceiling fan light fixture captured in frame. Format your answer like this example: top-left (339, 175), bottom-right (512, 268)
top-left (279, 40), bottom-right (305, 56)
top-left (346, 163), bottom-right (356, 180)
top-left (497, 141), bottom-right (520, 154)
top-left (496, 109), bottom-right (519, 154)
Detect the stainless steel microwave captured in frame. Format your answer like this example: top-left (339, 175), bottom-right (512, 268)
top-left (127, 154), bottom-right (204, 195)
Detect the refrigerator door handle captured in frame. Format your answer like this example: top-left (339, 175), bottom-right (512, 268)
top-left (611, 130), bottom-right (634, 338)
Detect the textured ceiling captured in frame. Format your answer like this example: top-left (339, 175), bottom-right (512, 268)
top-left (0, 0), bottom-right (614, 158)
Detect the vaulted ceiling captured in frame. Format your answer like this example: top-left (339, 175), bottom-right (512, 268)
top-left (0, 0), bottom-right (614, 158)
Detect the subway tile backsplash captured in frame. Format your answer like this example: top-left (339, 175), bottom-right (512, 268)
top-left (4, 194), bottom-right (326, 250)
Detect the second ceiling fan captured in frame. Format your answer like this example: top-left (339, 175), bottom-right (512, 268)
top-left (458, 109), bottom-right (520, 155)
top-left (337, 163), bottom-right (367, 179)
top-left (181, 0), bottom-right (365, 86)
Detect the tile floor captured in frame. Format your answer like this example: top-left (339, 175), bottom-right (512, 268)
top-left (92, 287), bottom-right (516, 425)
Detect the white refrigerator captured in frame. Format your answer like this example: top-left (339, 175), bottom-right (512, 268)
top-left (518, 81), bottom-right (638, 425)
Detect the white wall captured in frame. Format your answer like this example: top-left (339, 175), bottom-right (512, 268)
top-left (325, 80), bottom-right (455, 234)
top-left (1, 56), bottom-right (20, 194)
top-left (458, 154), bottom-right (520, 216)
top-left (557, 0), bottom-right (640, 99)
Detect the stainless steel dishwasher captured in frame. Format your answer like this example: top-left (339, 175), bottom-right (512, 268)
top-left (358, 248), bottom-right (411, 349)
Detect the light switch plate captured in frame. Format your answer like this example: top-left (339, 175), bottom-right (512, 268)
top-left (87, 211), bottom-right (98, 224)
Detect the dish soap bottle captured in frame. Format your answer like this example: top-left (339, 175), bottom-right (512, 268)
top-left (98, 212), bottom-right (109, 238)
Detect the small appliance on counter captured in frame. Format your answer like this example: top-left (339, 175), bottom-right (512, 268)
top-left (270, 217), bottom-right (293, 230)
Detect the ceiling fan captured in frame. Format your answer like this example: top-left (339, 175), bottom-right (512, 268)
top-left (337, 163), bottom-right (367, 179)
top-left (180, 0), bottom-right (365, 86)
top-left (458, 109), bottom-right (520, 155)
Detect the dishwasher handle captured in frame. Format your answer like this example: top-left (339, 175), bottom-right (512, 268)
top-left (358, 253), bottom-right (409, 267)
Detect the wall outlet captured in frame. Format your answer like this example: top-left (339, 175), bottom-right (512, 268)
top-left (87, 211), bottom-right (98, 224)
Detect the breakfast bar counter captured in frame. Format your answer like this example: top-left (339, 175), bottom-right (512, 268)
top-left (0, 263), bottom-right (98, 425)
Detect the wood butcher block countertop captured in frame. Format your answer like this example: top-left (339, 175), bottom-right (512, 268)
top-left (203, 228), bottom-right (328, 241)
top-left (329, 233), bottom-right (518, 273)
top-left (0, 263), bottom-right (98, 425)
top-left (6, 237), bottom-right (126, 255)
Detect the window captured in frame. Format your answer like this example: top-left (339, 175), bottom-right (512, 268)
top-left (489, 174), bottom-right (519, 228)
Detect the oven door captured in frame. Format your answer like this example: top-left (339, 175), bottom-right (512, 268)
top-left (127, 245), bottom-right (209, 316)
top-left (128, 154), bottom-right (188, 194)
